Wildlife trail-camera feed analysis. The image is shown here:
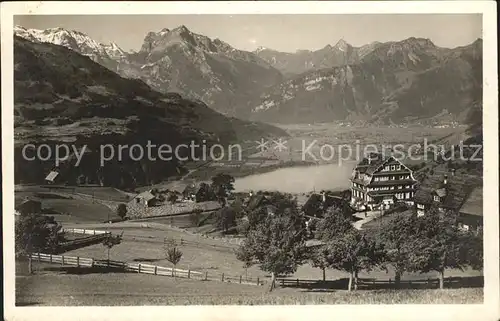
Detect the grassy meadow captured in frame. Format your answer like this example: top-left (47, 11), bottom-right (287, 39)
top-left (16, 268), bottom-right (482, 306)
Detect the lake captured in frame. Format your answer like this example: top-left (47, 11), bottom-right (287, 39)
top-left (234, 162), bottom-right (357, 194)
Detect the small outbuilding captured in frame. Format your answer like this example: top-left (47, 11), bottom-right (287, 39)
top-left (134, 190), bottom-right (157, 207)
top-left (45, 171), bottom-right (60, 184)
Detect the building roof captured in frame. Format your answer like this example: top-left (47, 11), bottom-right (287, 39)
top-left (45, 171), bottom-right (59, 182)
top-left (182, 183), bottom-right (202, 195)
top-left (414, 172), bottom-right (482, 212)
top-left (136, 191), bottom-right (156, 202)
top-left (435, 188), bottom-right (447, 198)
top-left (353, 156), bottom-right (414, 186)
top-left (459, 186), bottom-right (483, 217)
top-left (246, 193), bottom-right (269, 211)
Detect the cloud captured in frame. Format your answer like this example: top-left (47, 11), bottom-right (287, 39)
top-left (248, 38), bottom-right (258, 45)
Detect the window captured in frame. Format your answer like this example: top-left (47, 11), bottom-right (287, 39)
top-left (391, 165), bottom-right (395, 171)
top-left (433, 195), bottom-right (440, 202)
top-left (417, 204), bottom-right (424, 209)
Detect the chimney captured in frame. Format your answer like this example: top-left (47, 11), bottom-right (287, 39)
top-left (321, 192), bottom-right (326, 203)
top-left (443, 175), bottom-right (448, 185)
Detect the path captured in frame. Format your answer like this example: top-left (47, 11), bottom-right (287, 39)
top-left (352, 210), bottom-right (382, 230)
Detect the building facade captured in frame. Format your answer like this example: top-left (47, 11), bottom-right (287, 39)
top-left (350, 154), bottom-right (417, 209)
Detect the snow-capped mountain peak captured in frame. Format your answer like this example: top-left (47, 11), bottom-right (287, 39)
top-left (14, 25), bottom-right (127, 62)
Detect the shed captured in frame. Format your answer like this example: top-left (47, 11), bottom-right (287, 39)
top-left (134, 191), bottom-right (157, 207)
top-left (45, 171), bottom-right (59, 184)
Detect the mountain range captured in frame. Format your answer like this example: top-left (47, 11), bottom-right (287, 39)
top-left (13, 35), bottom-right (286, 188)
top-left (14, 25), bottom-right (482, 125)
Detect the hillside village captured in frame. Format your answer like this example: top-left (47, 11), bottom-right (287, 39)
top-left (15, 139), bottom-right (484, 299)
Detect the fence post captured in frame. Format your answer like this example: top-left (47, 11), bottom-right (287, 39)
top-left (221, 273), bottom-right (225, 282)
top-left (138, 263), bottom-right (141, 273)
top-left (49, 254), bottom-right (53, 264)
top-left (91, 259), bottom-right (94, 267)
top-left (83, 229), bottom-right (86, 235)
top-left (281, 279), bottom-right (285, 286)
top-left (205, 271), bottom-right (208, 281)
top-left (61, 255), bottom-right (64, 266)
top-left (77, 256), bottom-right (80, 267)
top-left (239, 275), bottom-right (242, 284)
top-left (257, 277), bottom-right (259, 285)
top-left (188, 269), bottom-right (191, 279)
top-left (154, 266), bottom-right (157, 275)
top-left (296, 278), bottom-right (299, 287)
top-left (38, 253), bottom-right (41, 264)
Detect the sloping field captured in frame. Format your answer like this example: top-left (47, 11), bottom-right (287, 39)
top-left (62, 223), bottom-right (483, 283)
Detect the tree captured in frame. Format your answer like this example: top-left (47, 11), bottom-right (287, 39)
top-left (230, 197), bottom-right (247, 219)
top-left (322, 228), bottom-right (384, 291)
top-left (310, 246), bottom-right (329, 281)
top-left (167, 193), bottom-right (178, 204)
top-left (15, 214), bottom-right (62, 274)
top-left (376, 213), bottom-right (418, 287)
top-left (462, 227), bottom-right (483, 271)
top-left (215, 206), bottom-right (237, 234)
top-left (196, 182), bottom-right (214, 202)
top-left (211, 173), bottom-right (235, 205)
top-left (315, 206), bottom-right (353, 240)
top-left (246, 206), bottom-right (269, 231)
top-left (165, 242), bottom-right (183, 278)
top-left (189, 209), bottom-right (203, 227)
top-left (116, 203), bottom-right (127, 220)
top-left (236, 212), bottom-right (307, 292)
top-left (410, 209), bottom-right (473, 289)
top-left (102, 232), bottom-right (123, 265)
top-left (315, 212), bottom-right (384, 291)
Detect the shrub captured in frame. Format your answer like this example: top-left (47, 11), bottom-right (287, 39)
top-left (116, 203), bottom-right (127, 220)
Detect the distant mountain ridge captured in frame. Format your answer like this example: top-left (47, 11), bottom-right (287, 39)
top-left (15, 25), bottom-right (283, 118)
top-left (250, 37), bottom-right (482, 124)
top-left (15, 25), bottom-right (482, 125)
top-left (13, 35), bottom-right (286, 187)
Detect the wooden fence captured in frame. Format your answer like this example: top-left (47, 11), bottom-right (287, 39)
top-left (30, 253), bottom-right (94, 267)
top-left (62, 228), bottom-right (109, 235)
top-left (276, 276), bottom-right (483, 290)
top-left (30, 253), bottom-right (264, 286)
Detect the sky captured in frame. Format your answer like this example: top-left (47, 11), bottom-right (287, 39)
top-left (14, 14), bottom-right (482, 53)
